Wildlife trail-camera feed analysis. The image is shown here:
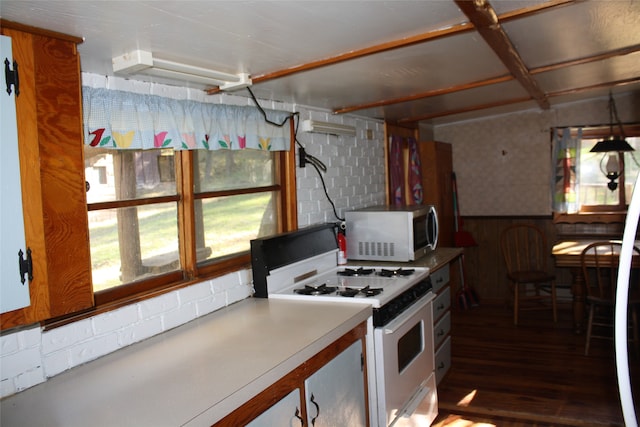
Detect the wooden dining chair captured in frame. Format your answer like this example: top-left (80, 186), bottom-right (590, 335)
top-left (580, 241), bottom-right (640, 356)
top-left (500, 224), bottom-right (557, 325)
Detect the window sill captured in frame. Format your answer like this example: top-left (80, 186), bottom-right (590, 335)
top-left (553, 212), bottom-right (626, 224)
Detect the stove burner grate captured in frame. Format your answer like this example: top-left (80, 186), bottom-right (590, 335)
top-left (337, 267), bottom-right (375, 277)
top-left (337, 288), bottom-right (360, 297)
top-left (337, 286), bottom-right (383, 298)
top-left (378, 267), bottom-right (415, 277)
top-left (359, 286), bottom-right (383, 297)
top-left (293, 284), bottom-right (337, 296)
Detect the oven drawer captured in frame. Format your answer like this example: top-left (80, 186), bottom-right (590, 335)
top-left (431, 266), bottom-right (450, 294)
top-left (433, 311), bottom-right (451, 349)
top-left (435, 336), bottom-right (451, 385)
top-left (433, 286), bottom-right (450, 322)
top-left (388, 372), bottom-right (438, 427)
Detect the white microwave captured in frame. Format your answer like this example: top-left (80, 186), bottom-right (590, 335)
top-left (345, 204), bottom-right (438, 262)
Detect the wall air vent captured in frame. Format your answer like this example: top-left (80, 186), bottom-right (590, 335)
top-left (301, 119), bottom-right (356, 137)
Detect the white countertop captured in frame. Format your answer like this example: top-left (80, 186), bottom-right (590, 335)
top-left (351, 247), bottom-right (463, 272)
top-left (0, 298), bottom-right (371, 427)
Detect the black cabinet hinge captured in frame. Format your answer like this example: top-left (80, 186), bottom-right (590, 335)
top-left (18, 248), bottom-right (33, 284)
top-left (5, 57), bottom-right (20, 96)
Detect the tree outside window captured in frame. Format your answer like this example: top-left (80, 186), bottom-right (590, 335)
top-left (85, 146), bottom-right (289, 303)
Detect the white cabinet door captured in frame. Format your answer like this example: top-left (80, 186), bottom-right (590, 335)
top-left (1, 34), bottom-right (30, 314)
top-left (304, 340), bottom-right (366, 427)
top-left (246, 389), bottom-right (303, 427)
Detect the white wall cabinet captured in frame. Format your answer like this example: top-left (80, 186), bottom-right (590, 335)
top-left (0, 34), bottom-right (30, 314)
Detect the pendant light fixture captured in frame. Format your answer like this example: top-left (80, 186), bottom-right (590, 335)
top-left (590, 92), bottom-right (634, 191)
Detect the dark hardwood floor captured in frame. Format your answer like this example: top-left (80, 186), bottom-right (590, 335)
top-left (432, 302), bottom-right (640, 427)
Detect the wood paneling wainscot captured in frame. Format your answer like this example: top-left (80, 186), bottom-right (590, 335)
top-left (458, 216), bottom-right (564, 304)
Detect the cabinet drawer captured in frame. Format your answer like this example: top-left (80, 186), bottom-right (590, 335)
top-left (431, 266), bottom-right (450, 293)
top-left (435, 336), bottom-right (451, 385)
top-left (433, 286), bottom-right (450, 322)
top-left (433, 311), bottom-right (451, 349)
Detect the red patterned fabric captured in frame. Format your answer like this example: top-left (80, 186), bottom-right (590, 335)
top-left (389, 135), bottom-right (405, 205)
top-left (407, 137), bottom-right (423, 205)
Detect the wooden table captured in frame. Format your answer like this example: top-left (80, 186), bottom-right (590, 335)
top-left (552, 239), bottom-right (640, 333)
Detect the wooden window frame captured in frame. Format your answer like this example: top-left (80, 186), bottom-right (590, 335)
top-left (553, 124), bottom-right (640, 224)
top-left (90, 121), bottom-right (298, 309)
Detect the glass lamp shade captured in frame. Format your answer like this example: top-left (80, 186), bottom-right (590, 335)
top-left (606, 153), bottom-right (620, 177)
top-left (601, 152), bottom-right (622, 191)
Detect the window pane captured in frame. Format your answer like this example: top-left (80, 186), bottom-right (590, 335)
top-left (85, 147), bottom-right (177, 203)
top-left (578, 140), bottom-right (619, 205)
top-left (89, 203), bottom-right (180, 292)
top-left (194, 149), bottom-right (275, 192)
top-left (196, 193), bottom-right (277, 263)
top-left (580, 137), bottom-right (640, 206)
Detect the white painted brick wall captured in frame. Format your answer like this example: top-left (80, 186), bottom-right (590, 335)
top-left (1, 271), bottom-right (253, 398)
top-left (1, 326), bottom-right (45, 395)
top-left (0, 75), bottom-right (386, 399)
top-left (295, 113), bottom-right (385, 227)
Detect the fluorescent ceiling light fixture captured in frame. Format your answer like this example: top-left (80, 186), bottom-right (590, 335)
top-left (302, 119), bottom-right (356, 137)
top-left (112, 50), bottom-right (251, 91)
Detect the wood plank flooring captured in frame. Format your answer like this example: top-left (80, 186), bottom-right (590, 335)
top-left (432, 302), bottom-right (640, 427)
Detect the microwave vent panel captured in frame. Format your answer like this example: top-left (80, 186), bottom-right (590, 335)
top-left (358, 241), bottom-right (394, 258)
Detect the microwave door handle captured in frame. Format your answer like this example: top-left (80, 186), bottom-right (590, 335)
top-left (429, 206), bottom-right (438, 249)
top-left (383, 295), bottom-right (432, 334)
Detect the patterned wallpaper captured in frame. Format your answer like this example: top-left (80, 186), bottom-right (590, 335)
top-left (434, 93), bottom-right (640, 216)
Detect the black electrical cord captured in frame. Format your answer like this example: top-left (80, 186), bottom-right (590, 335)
top-left (246, 86), bottom-right (298, 127)
top-left (246, 86), bottom-right (343, 223)
top-left (308, 158), bottom-right (345, 222)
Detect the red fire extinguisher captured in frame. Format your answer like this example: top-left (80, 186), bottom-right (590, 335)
top-left (337, 229), bottom-right (347, 265)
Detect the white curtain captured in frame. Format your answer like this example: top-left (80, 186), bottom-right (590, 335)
top-left (82, 87), bottom-right (291, 151)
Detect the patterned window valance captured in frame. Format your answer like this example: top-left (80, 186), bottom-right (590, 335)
top-left (82, 87), bottom-right (291, 151)
top-left (551, 127), bottom-right (581, 213)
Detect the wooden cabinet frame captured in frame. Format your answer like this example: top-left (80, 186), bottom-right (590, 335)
top-left (0, 21), bottom-right (94, 330)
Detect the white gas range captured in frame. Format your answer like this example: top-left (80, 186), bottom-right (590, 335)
top-left (251, 224), bottom-right (439, 427)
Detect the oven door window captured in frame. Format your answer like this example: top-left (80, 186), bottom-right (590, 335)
top-left (397, 320), bottom-right (424, 372)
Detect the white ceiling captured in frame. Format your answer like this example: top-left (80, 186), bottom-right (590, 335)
top-left (1, 0), bottom-right (639, 125)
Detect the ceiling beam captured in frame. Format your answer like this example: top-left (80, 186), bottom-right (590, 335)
top-left (454, 0), bottom-right (550, 109)
top-left (497, 0), bottom-right (575, 22)
top-left (398, 97), bottom-right (533, 123)
top-left (333, 75), bottom-right (514, 115)
top-left (530, 44), bottom-right (640, 75)
top-left (547, 76), bottom-right (640, 98)
top-left (334, 1), bottom-right (588, 115)
top-left (206, 22), bottom-right (475, 95)
top-left (399, 76), bottom-right (640, 123)
top-left (207, 0), bottom-right (575, 96)
top-left (333, 45), bottom-right (640, 115)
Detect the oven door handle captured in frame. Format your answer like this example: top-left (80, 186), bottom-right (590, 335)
top-left (383, 294), bottom-right (432, 334)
